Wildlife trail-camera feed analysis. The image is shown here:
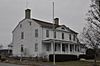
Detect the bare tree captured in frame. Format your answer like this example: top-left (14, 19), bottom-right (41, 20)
top-left (81, 0), bottom-right (100, 66)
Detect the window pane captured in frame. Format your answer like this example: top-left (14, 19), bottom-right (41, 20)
top-left (35, 29), bottom-right (38, 37)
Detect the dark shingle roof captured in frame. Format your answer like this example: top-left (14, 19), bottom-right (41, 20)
top-left (32, 18), bottom-right (54, 28)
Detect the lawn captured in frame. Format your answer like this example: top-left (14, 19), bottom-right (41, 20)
top-left (36, 61), bottom-right (100, 66)
top-left (54, 61), bottom-right (94, 66)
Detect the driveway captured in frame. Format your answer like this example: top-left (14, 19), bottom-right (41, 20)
top-left (0, 62), bottom-right (26, 66)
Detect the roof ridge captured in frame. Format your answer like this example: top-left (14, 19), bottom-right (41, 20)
top-left (32, 18), bottom-right (53, 25)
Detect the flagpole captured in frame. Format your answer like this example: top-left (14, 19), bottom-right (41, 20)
top-left (52, 2), bottom-right (55, 65)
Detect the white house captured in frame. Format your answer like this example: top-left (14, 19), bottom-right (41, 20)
top-left (12, 9), bottom-right (84, 60)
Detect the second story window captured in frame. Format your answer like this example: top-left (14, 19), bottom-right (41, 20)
top-left (73, 34), bottom-right (76, 41)
top-left (62, 33), bottom-right (64, 39)
top-left (35, 29), bottom-right (38, 37)
top-left (46, 30), bottom-right (49, 38)
top-left (54, 31), bottom-right (56, 38)
top-left (21, 32), bottom-right (24, 39)
top-left (69, 34), bottom-right (71, 40)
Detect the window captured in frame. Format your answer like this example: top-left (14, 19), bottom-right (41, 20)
top-left (21, 32), bottom-right (24, 39)
top-left (46, 30), bottom-right (49, 37)
top-left (75, 45), bottom-right (79, 52)
top-left (28, 21), bottom-right (31, 26)
top-left (73, 34), bottom-right (76, 41)
top-left (35, 29), bottom-right (38, 37)
top-left (62, 44), bottom-right (65, 52)
top-left (69, 34), bottom-right (71, 40)
top-left (35, 43), bottom-right (38, 52)
top-left (20, 24), bottom-right (22, 28)
top-left (54, 31), bottom-right (56, 38)
top-left (46, 43), bottom-right (51, 51)
top-left (70, 44), bottom-right (74, 52)
top-left (62, 33), bottom-right (64, 39)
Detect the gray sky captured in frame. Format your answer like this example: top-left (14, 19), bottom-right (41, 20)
top-left (0, 0), bottom-right (90, 46)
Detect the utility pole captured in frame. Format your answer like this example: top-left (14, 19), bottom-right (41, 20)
top-left (52, 2), bottom-right (56, 65)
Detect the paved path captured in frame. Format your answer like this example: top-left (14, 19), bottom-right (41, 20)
top-left (0, 62), bottom-right (26, 66)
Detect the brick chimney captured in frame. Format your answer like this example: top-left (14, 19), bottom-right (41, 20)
top-left (54, 18), bottom-right (59, 25)
top-left (25, 9), bottom-right (31, 19)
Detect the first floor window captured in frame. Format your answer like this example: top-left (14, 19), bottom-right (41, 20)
top-left (35, 43), bottom-right (38, 52)
top-left (70, 44), bottom-right (74, 52)
top-left (62, 44), bottom-right (65, 52)
top-left (46, 43), bottom-right (51, 51)
top-left (75, 45), bottom-right (79, 52)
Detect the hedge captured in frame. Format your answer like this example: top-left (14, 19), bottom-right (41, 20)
top-left (49, 54), bottom-right (78, 62)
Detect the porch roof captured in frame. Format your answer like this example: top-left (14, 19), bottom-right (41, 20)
top-left (42, 39), bottom-right (77, 44)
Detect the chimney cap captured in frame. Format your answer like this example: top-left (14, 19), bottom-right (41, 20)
top-left (25, 9), bottom-right (31, 19)
top-left (25, 9), bottom-right (31, 11)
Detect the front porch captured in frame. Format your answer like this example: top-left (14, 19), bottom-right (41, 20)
top-left (42, 39), bottom-right (81, 56)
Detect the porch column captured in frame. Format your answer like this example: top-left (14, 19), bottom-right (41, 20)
top-left (60, 42), bottom-right (62, 53)
top-left (68, 44), bottom-right (70, 54)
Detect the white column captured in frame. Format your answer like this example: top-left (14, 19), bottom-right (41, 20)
top-left (60, 42), bottom-right (62, 53)
top-left (68, 44), bottom-right (70, 54)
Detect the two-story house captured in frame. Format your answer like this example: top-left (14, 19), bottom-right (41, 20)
top-left (12, 9), bottom-right (82, 60)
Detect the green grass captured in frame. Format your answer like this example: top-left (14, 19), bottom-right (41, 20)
top-left (37, 61), bottom-right (100, 66)
top-left (55, 61), bottom-right (93, 66)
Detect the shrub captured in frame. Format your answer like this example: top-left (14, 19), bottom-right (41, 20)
top-left (79, 54), bottom-right (94, 60)
top-left (49, 54), bottom-right (78, 62)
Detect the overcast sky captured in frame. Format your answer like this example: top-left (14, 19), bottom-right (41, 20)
top-left (0, 0), bottom-right (90, 46)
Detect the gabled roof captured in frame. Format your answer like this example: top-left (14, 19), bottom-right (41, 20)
top-left (12, 18), bottom-right (78, 34)
top-left (32, 18), bottom-right (78, 34)
top-left (32, 18), bottom-right (60, 28)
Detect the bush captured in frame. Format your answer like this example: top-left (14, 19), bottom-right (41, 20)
top-left (79, 54), bottom-right (94, 60)
top-left (49, 54), bottom-right (78, 62)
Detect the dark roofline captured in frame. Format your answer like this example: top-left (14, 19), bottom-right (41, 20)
top-left (32, 18), bottom-right (53, 25)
